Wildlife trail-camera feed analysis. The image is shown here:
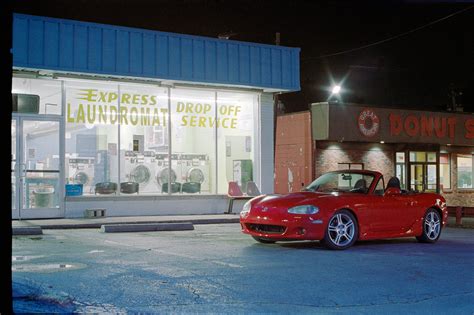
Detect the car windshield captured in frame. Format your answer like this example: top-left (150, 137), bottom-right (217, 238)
top-left (303, 171), bottom-right (375, 194)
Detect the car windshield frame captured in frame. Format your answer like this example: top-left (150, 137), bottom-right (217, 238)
top-left (303, 171), bottom-right (376, 194)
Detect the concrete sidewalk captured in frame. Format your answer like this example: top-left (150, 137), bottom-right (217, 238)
top-left (11, 214), bottom-right (472, 230)
top-left (12, 214), bottom-right (240, 230)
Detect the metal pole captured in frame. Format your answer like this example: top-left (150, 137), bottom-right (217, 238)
top-left (167, 87), bottom-right (172, 194)
top-left (214, 91), bottom-right (218, 194)
top-left (117, 84), bottom-right (121, 195)
top-left (273, 32), bottom-right (281, 166)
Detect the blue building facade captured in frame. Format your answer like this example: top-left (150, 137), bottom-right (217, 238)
top-left (11, 14), bottom-right (300, 218)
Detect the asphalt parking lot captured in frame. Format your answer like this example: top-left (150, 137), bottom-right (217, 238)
top-left (12, 224), bottom-right (474, 314)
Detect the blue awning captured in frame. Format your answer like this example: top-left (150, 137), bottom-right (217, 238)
top-left (13, 13), bottom-right (300, 92)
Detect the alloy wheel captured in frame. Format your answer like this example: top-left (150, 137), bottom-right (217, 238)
top-left (424, 211), bottom-right (441, 241)
top-left (327, 213), bottom-right (355, 247)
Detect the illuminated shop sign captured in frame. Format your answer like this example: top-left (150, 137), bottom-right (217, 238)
top-left (67, 88), bottom-right (243, 129)
top-left (311, 103), bottom-right (474, 146)
top-left (177, 102), bottom-right (241, 129)
top-left (358, 108), bottom-right (380, 137)
top-left (67, 89), bottom-right (168, 126)
top-left (389, 114), bottom-right (474, 140)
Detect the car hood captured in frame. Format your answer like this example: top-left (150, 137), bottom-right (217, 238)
top-left (249, 192), bottom-right (338, 212)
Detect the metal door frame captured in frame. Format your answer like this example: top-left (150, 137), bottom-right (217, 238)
top-left (408, 160), bottom-right (438, 193)
top-left (12, 113), bottom-right (65, 219)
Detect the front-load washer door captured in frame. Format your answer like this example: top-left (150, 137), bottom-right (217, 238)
top-left (74, 171), bottom-right (89, 185)
top-left (187, 167), bottom-right (204, 183)
top-left (157, 167), bottom-right (177, 185)
top-left (131, 165), bottom-right (151, 185)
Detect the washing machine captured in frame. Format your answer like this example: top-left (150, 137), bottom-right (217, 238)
top-left (180, 154), bottom-right (211, 193)
top-left (123, 150), bottom-right (137, 182)
top-left (67, 157), bottom-right (95, 193)
top-left (155, 153), bottom-right (179, 192)
top-left (128, 151), bottom-right (157, 193)
top-left (141, 150), bottom-right (158, 193)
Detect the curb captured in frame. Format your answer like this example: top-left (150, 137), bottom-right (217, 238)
top-left (100, 222), bottom-right (194, 233)
top-left (12, 226), bottom-right (43, 235)
top-left (33, 218), bottom-right (240, 230)
top-left (447, 224), bottom-right (474, 229)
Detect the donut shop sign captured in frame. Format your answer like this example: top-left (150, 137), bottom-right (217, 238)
top-left (388, 113), bottom-right (474, 140)
top-left (310, 102), bottom-right (474, 146)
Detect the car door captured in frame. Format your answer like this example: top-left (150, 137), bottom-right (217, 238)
top-left (364, 177), bottom-right (410, 237)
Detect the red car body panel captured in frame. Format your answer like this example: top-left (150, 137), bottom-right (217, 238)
top-left (240, 170), bottom-right (448, 242)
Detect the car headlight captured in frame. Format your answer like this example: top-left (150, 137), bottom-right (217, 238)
top-left (240, 200), bottom-right (252, 218)
top-left (288, 205), bottom-right (319, 214)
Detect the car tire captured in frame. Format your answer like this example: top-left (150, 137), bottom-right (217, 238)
top-left (323, 210), bottom-right (358, 250)
top-left (416, 208), bottom-right (442, 243)
top-left (252, 236), bottom-right (276, 244)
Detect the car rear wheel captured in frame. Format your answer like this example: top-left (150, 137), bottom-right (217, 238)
top-left (416, 209), bottom-right (441, 243)
top-left (252, 236), bottom-right (276, 244)
top-left (323, 210), bottom-right (358, 250)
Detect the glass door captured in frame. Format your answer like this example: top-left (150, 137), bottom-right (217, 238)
top-left (408, 152), bottom-right (438, 193)
top-left (12, 115), bottom-right (63, 219)
top-left (410, 164), bottom-right (425, 192)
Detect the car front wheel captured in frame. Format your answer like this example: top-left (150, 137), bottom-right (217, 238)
top-left (416, 209), bottom-right (442, 243)
top-left (323, 210), bottom-right (358, 250)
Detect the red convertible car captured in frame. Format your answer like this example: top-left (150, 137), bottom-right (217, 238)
top-left (240, 170), bottom-right (448, 250)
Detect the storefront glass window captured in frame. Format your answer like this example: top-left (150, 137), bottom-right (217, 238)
top-left (396, 152), bottom-right (405, 163)
top-left (170, 88), bottom-right (216, 194)
top-left (59, 77), bottom-right (258, 197)
top-left (457, 154), bottom-right (473, 189)
top-left (119, 83), bottom-right (169, 194)
top-left (440, 153), bottom-right (451, 190)
top-left (65, 80), bottom-right (119, 195)
top-left (410, 152), bottom-right (425, 162)
top-left (396, 152), bottom-right (406, 189)
top-left (427, 152), bottom-right (436, 163)
top-left (217, 91), bottom-right (256, 194)
top-left (12, 77), bottom-right (62, 115)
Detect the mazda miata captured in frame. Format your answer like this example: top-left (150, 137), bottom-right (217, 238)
top-left (240, 170), bottom-right (448, 250)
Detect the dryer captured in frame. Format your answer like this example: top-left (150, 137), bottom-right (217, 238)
top-left (140, 150), bottom-right (158, 193)
top-left (123, 150), bottom-right (136, 182)
top-left (67, 157), bottom-right (95, 193)
top-left (180, 153), bottom-right (211, 193)
top-left (128, 151), bottom-right (156, 193)
top-left (155, 153), bottom-right (179, 192)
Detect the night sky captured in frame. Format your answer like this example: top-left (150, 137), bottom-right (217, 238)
top-left (11, 0), bottom-right (474, 113)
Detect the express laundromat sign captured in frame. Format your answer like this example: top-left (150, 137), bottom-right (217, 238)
top-left (312, 103), bottom-right (474, 146)
top-left (67, 88), bottom-right (243, 129)
top-left (67, 88), bottom-right (168, 127)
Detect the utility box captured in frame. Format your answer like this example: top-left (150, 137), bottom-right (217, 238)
top-left (84, 208), bottom-right (106, 218)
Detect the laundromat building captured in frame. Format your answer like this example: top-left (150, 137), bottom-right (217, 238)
top-left (11, 14), bottom-right (300, 219)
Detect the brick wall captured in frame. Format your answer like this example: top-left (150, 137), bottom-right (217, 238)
top-left (315, 143), bottom-right (395, 185)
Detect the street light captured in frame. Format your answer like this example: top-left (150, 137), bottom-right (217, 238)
top-left (332, 85), bottom-right (341, 94)
top-left (328, 84), bottom-right (342, 104)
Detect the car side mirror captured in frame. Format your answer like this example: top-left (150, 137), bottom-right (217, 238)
top-left (384, 187), bottom-right (401, 196)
